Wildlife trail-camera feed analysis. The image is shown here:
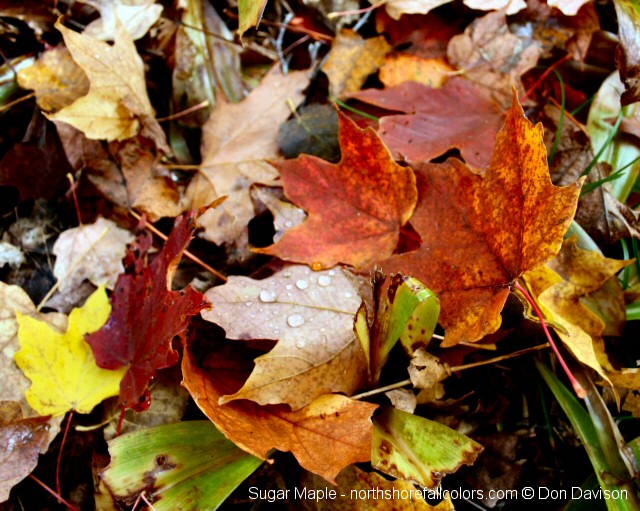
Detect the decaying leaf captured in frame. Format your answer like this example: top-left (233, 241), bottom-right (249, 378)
top-left (87, 213), bottom-right (210, 411)
top-left (15, 286), bottom-right (126, 417)
top-left (322, 29), bottom-right (391, 97)
top-left (372, 407), bottom-right (483, 488)
top-left (81, 0), bottom-right (163, 41)
top-left (202, 265), bottom-right (366, 410)
top-left (613, 0), bottom-right (640, 105)
top-left (353, 77), bottom-right (505, 169)
top-left (101, 421), bottom-right (262, 511)
top-left (408, 348), bottom-right (449, 392)
top-left (0, 402), bottom-right (51, 502)
top-left (49, 19), bottom-right (162, 143)
top-left (256, 111), bottom-right (417, 269)
top-left (182, 339), bottom-right (377, 483)
top-left (52, 217), bottom-right (134, 294)
top-left (377, 92), bottom-right (583, 345)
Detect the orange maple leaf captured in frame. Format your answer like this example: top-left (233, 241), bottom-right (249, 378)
top-left (378, 91), bottom-right (583, 346)
top-left (254, 110), bottom-right (417, 269)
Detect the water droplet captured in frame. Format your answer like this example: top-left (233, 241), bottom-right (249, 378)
top-left (296, 339), bottom-right (306, 348)
top-left (296, 279), bottom-right (309, 290)
top-left (285, 284), bottom-right (293, 290)
top-left (259, 290), bottom-right (277, 302)
top-left (245, 301), bottom-right (253, 307)
top-left (320, 327), bottom-right (326, 333)
top-left (287, 314), bottom-right (305, 328)
top-left (329, 270), bottom-right (336, 276)
top-left (284, 220), bottom-right (293, 227)
top-left (283, 271), bottom-right (292, 278)
top-left (344, 291), bottom-right (353, 298)
top-left (317, 275), bottom-right (331, 286)
top-left (311, 262), bottom-right (323, 271)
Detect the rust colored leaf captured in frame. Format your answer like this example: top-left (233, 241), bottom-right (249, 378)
top-left (377, 91), bottom-right (583, 345)
top-left (87, 212), bottom-right (210, 411)
top-left (352, 78), bottom-right (505, 169)
top-left (255, 111), bottom-right (417, 269)
top-left (181, 339), bottom-right (377, 483)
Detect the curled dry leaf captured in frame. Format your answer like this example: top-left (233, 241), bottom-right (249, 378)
top-left (0, 401), bottom-right (51, 502)
top-left (613, 0), bottom-right (640, 105)
top-left (202, 264), bottom-right (367, 410)
top-left (52, 217), bottom-right (134, 294)
top-left (322, 29), bottom-right (391, 97)
top-left (255, 111), bottom-right (417, 269)
top-left (352, 77), bottom-right (505, 169)
top-left (82, 0), bottom-right (163, 41)
top-left (377, 92), bottom-right (583, 345)
top-left (182, 339), bottom-right (377, 483)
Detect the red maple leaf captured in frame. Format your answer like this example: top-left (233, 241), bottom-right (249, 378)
top-left (87, 212), bottom-right (210, 411)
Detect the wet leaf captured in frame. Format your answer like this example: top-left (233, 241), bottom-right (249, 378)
top-left (15, 286), bottom-right (126, 417)
top-left (52, 217), bottom-right (134, 294)
top-left (372, 407), bottom-right (483, 488)
top-left (101, 421), bottom-right (262, 511)
top-left (182, 339), bottom-right (377, 483)
top-left (87, 213), bottom-right (210, 411)
top-left (255, 111), bottom-right (417, 269)
top-left (202, 265), bottom-right (366, 410)
top-left (377, 92), bottom-right (583, 345)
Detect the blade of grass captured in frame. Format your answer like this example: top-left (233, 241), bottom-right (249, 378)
top-left (571, 94), bottom-right (595, 117)
top-left (580, 169), bottom-right (625, 196)
top-left (331, 97), bottom-right (380, 121)
top-left (627, 301), bottom-right (640, 321)
top-left (620, 239), bottom-right (631, 290)
top-left (549, 70), bottom-right (566, 167)
top-left (581, 112), bottom-right (623, 178)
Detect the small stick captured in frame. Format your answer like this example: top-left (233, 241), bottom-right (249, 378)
top-left (56, 411), bottom-right (74, 499)
top-left (520, 54), bottom-right (572, 102)
top-left (128, 210), bottom-right (227, 282)
top-left (328, 0), bottom-right (387, 19)
top-left (66, 174), bottom-right (82, 225)
top-left (29, 474), bottom-right (80, 511)
top-left (156, 100), bottom-right (210, 122)
top-left (0, 91), bottom-right (35, 113)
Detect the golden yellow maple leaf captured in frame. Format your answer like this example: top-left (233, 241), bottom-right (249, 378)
top-left (14, 286), bottom-right (126, 417)
top-left (48, 19), bottom-right (159, 142)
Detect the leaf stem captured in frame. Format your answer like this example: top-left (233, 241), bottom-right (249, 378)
top-left (29, 474), bottom-right (80, 511)
top-left (520, 54), bottom-right (571, 102)
top-left (56, 411), bottom-right (73, 499)
top-left (156, 100), bottom-right (210, 122)
top-left (513, 281), bottom-right (586, 399)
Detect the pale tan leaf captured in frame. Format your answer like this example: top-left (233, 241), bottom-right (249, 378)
top-left (82, 0), bottom-right (163, 40)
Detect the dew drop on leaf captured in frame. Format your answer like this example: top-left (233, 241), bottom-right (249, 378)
top-left (287, 314), bottom-right (305, 327)
top-left (295, 339), bottom-right (306, 348)
top-left (317, 275), bottom-right (331, 286)
top-left (296, 279), bottom-right (309, 290)
top-left (259, 290), bottom-right (277, 302)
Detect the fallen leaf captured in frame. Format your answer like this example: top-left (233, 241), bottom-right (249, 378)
top-left (15, 286), bottom-right (126, 417)
top-left (408, 348), bottom-right (449, 391)
top-left (201, 65), bottom-right (309, 166)
top-left (0, 242), bottom-right (24, 269)
top-left (186, 161), bottom-right (280, 258)
top-left (82, 0), bottom-right (163, 40)
top-left (182, 338), bottom-right (377, 483)
top-left (101, 421), bottom-right (262, 510)
top-left (87, 213), bottom-right (210, 411)
top-left (613, 0), bottom-right (640, 106)
top-left (252, 187), bottom-right (307, 243)
top-left (379, 54), bottom-right (454, 89)
top-left (377, 91), bottom-right (583, 345)
top-left (17, 46), bottom-right (89, 112)
top-left (352, 77), bottom-right (505, 168)
top-left (277, 104), bottom-right (340, 161)
top-left (447, 11), bottom-right (541, 108)
top-left (202, 264), bottom-right (366, 410)
top-left (49, 19), bottom-right (162, 143)
top-left (0, 402), bottom-right (51, 502)
top-left (301, 465), bottom-right (454, 510)
top-left (381, 0), bottom-right (526, 19)
top-left (385, 389), bottom-right (417, 414)
top-left (52, 217), bottom-right (134, 294)
top-left (372, 407), bottom-right (483, 487)
top-left (255, 111), bottom-right (417, 269)
top-left (322, 29), bottom-right (391, 97)
top-left (238, 0), bottom-right (268, 36)
top-left (548, 0), bottom-right (593, 15)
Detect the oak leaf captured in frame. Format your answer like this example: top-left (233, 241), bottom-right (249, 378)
top-left (181, 338), bottom-right (377, 483)
top-left (49, 19), bottom-right (163, 144)
top-left (202, 265), bottom-right (366, 410)
top-left (352, 78), bottom-right (504, 169)
top-left (87, 212), bottom-right (210, 411)
top-left (255, 111), bottom-right (417, 269)
top-left (53, 217), bottom-right (134, 294)
top-left (377, 92), bottom-right (583, 345)
top-left (15, 286), bottom-right (126, 417)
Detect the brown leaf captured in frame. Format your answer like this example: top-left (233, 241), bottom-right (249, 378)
top-left (352, 77), bottom-right (505, 168)
top-left (202, 265), bottom-right (366, 410)
top-left (322, 29), bottom-right (391, 97)
top-left (377, 92), bottom-right (583, 345)
top-left (614, 0), bottom-right (640, 105)
top-left (255, 111), bottom-right (417, 269)
top-left (181, 339), bottom-right (377, 483)
top-left (447, 11), bottom-right (541, 108)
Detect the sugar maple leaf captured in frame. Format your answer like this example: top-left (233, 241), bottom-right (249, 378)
top-left (87, 212), bottom-right (210, 411)
top-left (352, 78), bottom-right (505, 169)
top-left (14, 286), bottom-right (126, 417)
top-left (377, 91), bottom-right (583, 346)
top-left (255, 111), bottom-right (417, 269)
top-left (182, 338), bottom-right (377, 483)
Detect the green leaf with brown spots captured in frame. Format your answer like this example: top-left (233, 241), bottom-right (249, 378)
top-left (101, 421), bottom-right (262, 511)
top-left (372, 407), bottom-right (483, 488)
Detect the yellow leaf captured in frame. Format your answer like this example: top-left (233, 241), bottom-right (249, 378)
top-left (48, 19), bottom-right (157, 142)
top-left (14, 286), bottom-right (126, 417)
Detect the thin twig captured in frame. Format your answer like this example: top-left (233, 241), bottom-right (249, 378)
top-left (56, 411), bottom-right (74, 499)
top-left (0, 91), bottom-right (35, 113)
top-left (156, 100), bottom-right (210, 122)
top-left (29, 475), bottom-right (80, 511)
top-left (66, 174), bottom-right (82, 225)
top-left (128, 210), bottom-right (227, 282)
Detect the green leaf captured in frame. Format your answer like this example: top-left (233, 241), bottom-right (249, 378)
top-left (238, 0), bottom-right (268, 37)
top-left (372, 407), bottom-right (482, 488)
top-left (101, 421), bottom-right (262, 510)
